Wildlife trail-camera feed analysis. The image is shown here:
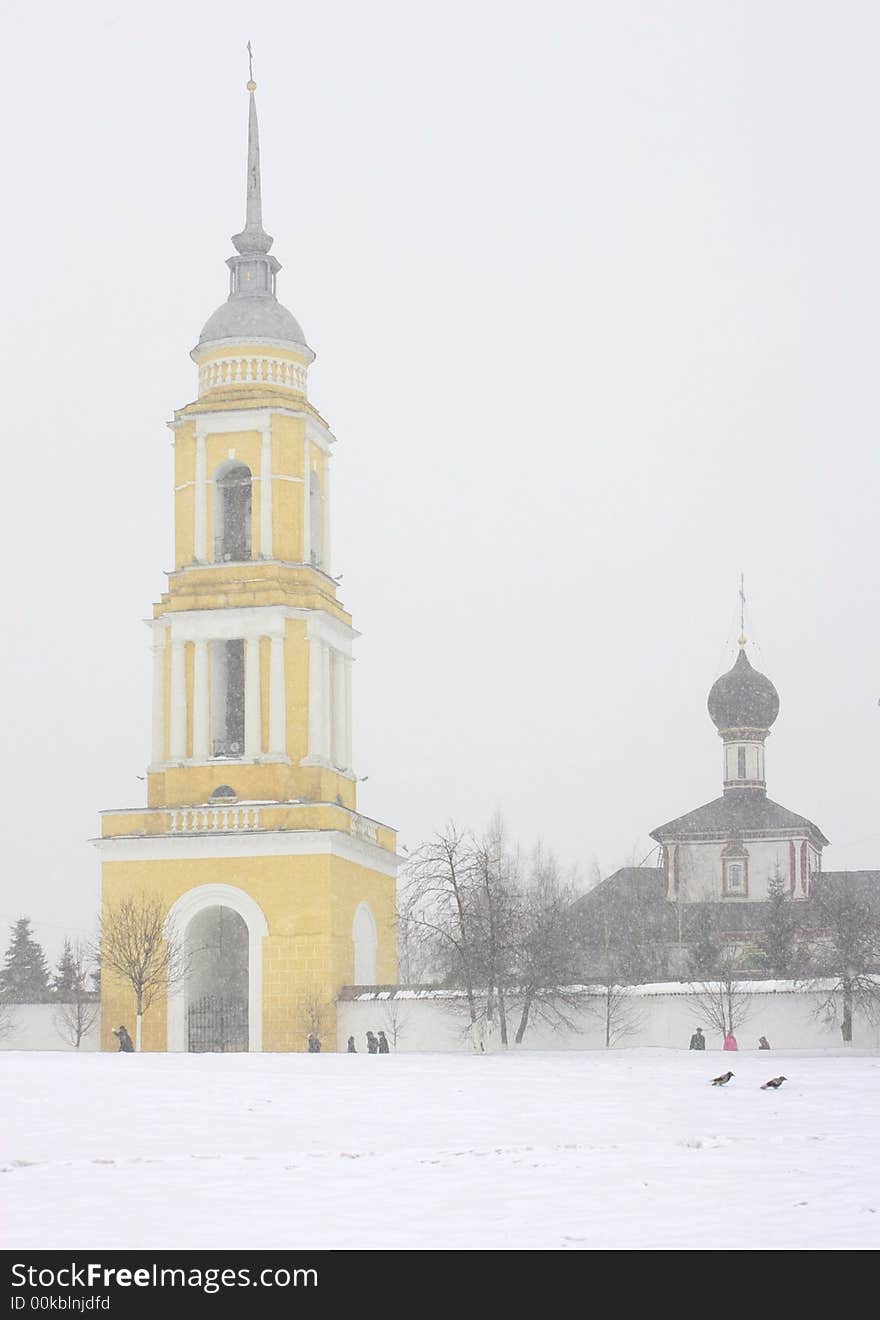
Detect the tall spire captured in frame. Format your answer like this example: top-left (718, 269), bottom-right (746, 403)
top-left (232, 43), bottom-right (273, 256)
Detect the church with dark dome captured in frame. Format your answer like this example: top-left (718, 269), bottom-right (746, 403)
top-left (575, 632), bottom-right (880, 973)
top-left (650, 643), bottom-right (828, 904)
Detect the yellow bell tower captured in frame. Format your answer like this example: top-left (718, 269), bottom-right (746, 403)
top-left (97, 73), bottom-right (398, 1052)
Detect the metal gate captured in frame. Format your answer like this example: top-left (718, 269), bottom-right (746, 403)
top-left (186, 994), bottom-right (248, 1052)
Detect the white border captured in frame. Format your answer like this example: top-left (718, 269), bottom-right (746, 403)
top-left (165, 883), bottom-right (269, 1053)
top-left (95, 827), bottom-right (399, 877)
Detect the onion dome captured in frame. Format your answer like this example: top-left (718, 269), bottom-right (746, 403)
top-left (707, 648), bottom-right (780, 732)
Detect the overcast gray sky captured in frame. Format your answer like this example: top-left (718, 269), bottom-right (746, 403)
top-left (2, 0), bottom-right (878, 961)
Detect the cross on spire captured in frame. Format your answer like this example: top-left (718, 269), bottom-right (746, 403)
top-left (738, 573), bottom-right (747, 649)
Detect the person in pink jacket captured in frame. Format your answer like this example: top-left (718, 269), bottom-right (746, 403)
top-left (723, 1032), bottom-right (738, 1051)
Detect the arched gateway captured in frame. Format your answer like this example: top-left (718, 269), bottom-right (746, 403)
top-left (165, 885), bottom-right (268, 1053)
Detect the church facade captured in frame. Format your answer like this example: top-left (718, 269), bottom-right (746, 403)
top-left (97, 78), bottom-right (398, 1051)
top-left (651, 644), bottom-right (828, 906)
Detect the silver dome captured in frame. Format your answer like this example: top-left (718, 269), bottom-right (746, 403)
top-left (199, 295), bottom-right (309, 349)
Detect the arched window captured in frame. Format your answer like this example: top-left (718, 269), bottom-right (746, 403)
top-left (722, 841), bottom-right (749, 897)
top-left (309, 469), bottom-right (322, 568)
top-left (214, 463), bottom-right (252, 562)
top-left (352, 902), bottom-right (377, 985)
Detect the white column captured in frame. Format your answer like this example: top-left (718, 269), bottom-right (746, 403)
top-left (244, 636), bottom-right (262, 758)
top-left (308, 635), bottom-right (323, 758)
top-left (321, 644), bottom-right (333, 761)
top-left (344, 656), bottom-right (353, 771)
top-left (269, 631), bottom-right (286, 756)
top-left (194, 426), bottom-right (207, 563)
top-left (192, 640), bottom-right (210, 758)
top-left (332, 650), bottom-right (346, 766)
top-left (302, 435), bottom-right (311, 564)
top-left (169, 638), bottom-right (187, 760)
top-left (322, 454), bottom-right (331, 574)
top-left (151, 627), bottom-right (166, 765)
top-left (260, 423), bottom-right (273, 558)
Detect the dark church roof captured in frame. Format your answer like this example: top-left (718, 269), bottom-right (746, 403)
top-left (650, 790), bottom-right (829, 847)
top-left (707, 648), bottom-right (780, 731)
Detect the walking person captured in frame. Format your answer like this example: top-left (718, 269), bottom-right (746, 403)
top-left (689, 1027), bottom-right (705, 1050)
top-left (758, 1035), bottom-right (771, 1050)
top-left (723, 1031), bottom-right (738, 1052)
top-left (347, 1035), bottom-right (357, 1053)
top-left (377, 1030), bottom-right (390, 1054)
top-left (366, 1030), bottom-right (378, 1054)
top-left (307, 1032), bottom-right (322, 1053)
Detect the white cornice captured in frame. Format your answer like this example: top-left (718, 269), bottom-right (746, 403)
top-left (93, 828), bottom-right (399, 876)
top-left (191, 337), bottom-right (316, 365)
top-left (151, 604), bottom-right (359, 646)
top-left (168, 406), bottom-right (335, 449)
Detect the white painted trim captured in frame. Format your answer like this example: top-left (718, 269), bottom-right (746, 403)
top-left (321, 644), bottom-right (332, 763)
top-left (332, 649), bottom-right (346, 768)
top-left (165, 884), bottom-right (269, 1053)
top-left (344, 656), bottom-right (353, 772)
top-left (302, 434), bottom-right (311, 563)
top-left (169, 639), bottom-right (187, 759)
top-left (194, 430), bottom-right (207, 562)
top-left (97, 828), bottom-right (400, 876)
top-left (192, 640), bottom-right (210, 758)
top-left (192, 337), bottom-right (316, 365)
top-left (244, 637), bottom-right (261, 757)
top-left (322, 451), bottom-right (331, 574)
top-left (147, 754), bottom-right (292, 772)
top-left (269, 632), bottom-right (286, 756)
top-left (170, 407), bottom-right (335, 451)
top-left (162, 605), bottom-right (357, 649)
top-left (259, 423), bottom-right (272, 558)
top-left (352, 901), bottom-right (378, 985)
top-left (151, 623), bottom-right (166, 766)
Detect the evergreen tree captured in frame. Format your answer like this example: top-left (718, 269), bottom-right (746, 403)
top-left (687, 906), bottom-right (722, 978)
top-left (0, 918), bottom-right (51, 1002)
top-left (760, 865), bottom-right (799, 976)
top-left (52, 939), bottom-right (81, 1000)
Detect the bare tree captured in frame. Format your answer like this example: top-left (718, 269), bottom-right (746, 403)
top-left (400, 824), bottom-right (484, 1047)
top-left (807, 874), bottom-right (880, 1043)
top-left (98, 893), bottom-right (187, 1051)
top-left (593, 981), bottom-right (644, 1047)
top-left (511, 849), bottom-right (585, 1044)
top-left (53, 940), bottom-right (99, 1048)
top-left (470, 815), bottom-right (520, 1047)
top-left (299, 987), bottom-right (331, 1048)
top-left (379, 997), bottom-right (409, 1049)
top-left (690, 942), bottom-right (753, 1040)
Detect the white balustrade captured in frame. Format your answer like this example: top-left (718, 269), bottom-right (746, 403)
top-left (169, 806), bottom-right (262, 833)
top-left (199, 356), bottom-right (307, 396)
top-left (350, 815), bottom-right (378, 844)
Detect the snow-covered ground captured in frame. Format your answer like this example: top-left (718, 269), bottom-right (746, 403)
top-left (3, 1049), bottom-right (878, 1250)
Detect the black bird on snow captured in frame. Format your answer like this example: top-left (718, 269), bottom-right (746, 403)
top-left (711, 1071), bottom-right (734, 1086)
top-left (761, 1076), bottom-right (787, 1090)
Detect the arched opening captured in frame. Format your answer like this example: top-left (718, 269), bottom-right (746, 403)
top-left (309, 469), bottom-right (322, 568)
top-left (214, 463), bottom-right (252, 562)
top-left (352, 901), bottom-right (377, 985)
top-left (185, 906), bottom-right (249, 1052)
top-left (211, 639), bottom-right (245, 758)
top-left (165, 884), bottom-right (268, 1052)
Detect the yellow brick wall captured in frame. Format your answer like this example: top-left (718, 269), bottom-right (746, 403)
top-left (100, 849), bottom-right (397, 1053)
